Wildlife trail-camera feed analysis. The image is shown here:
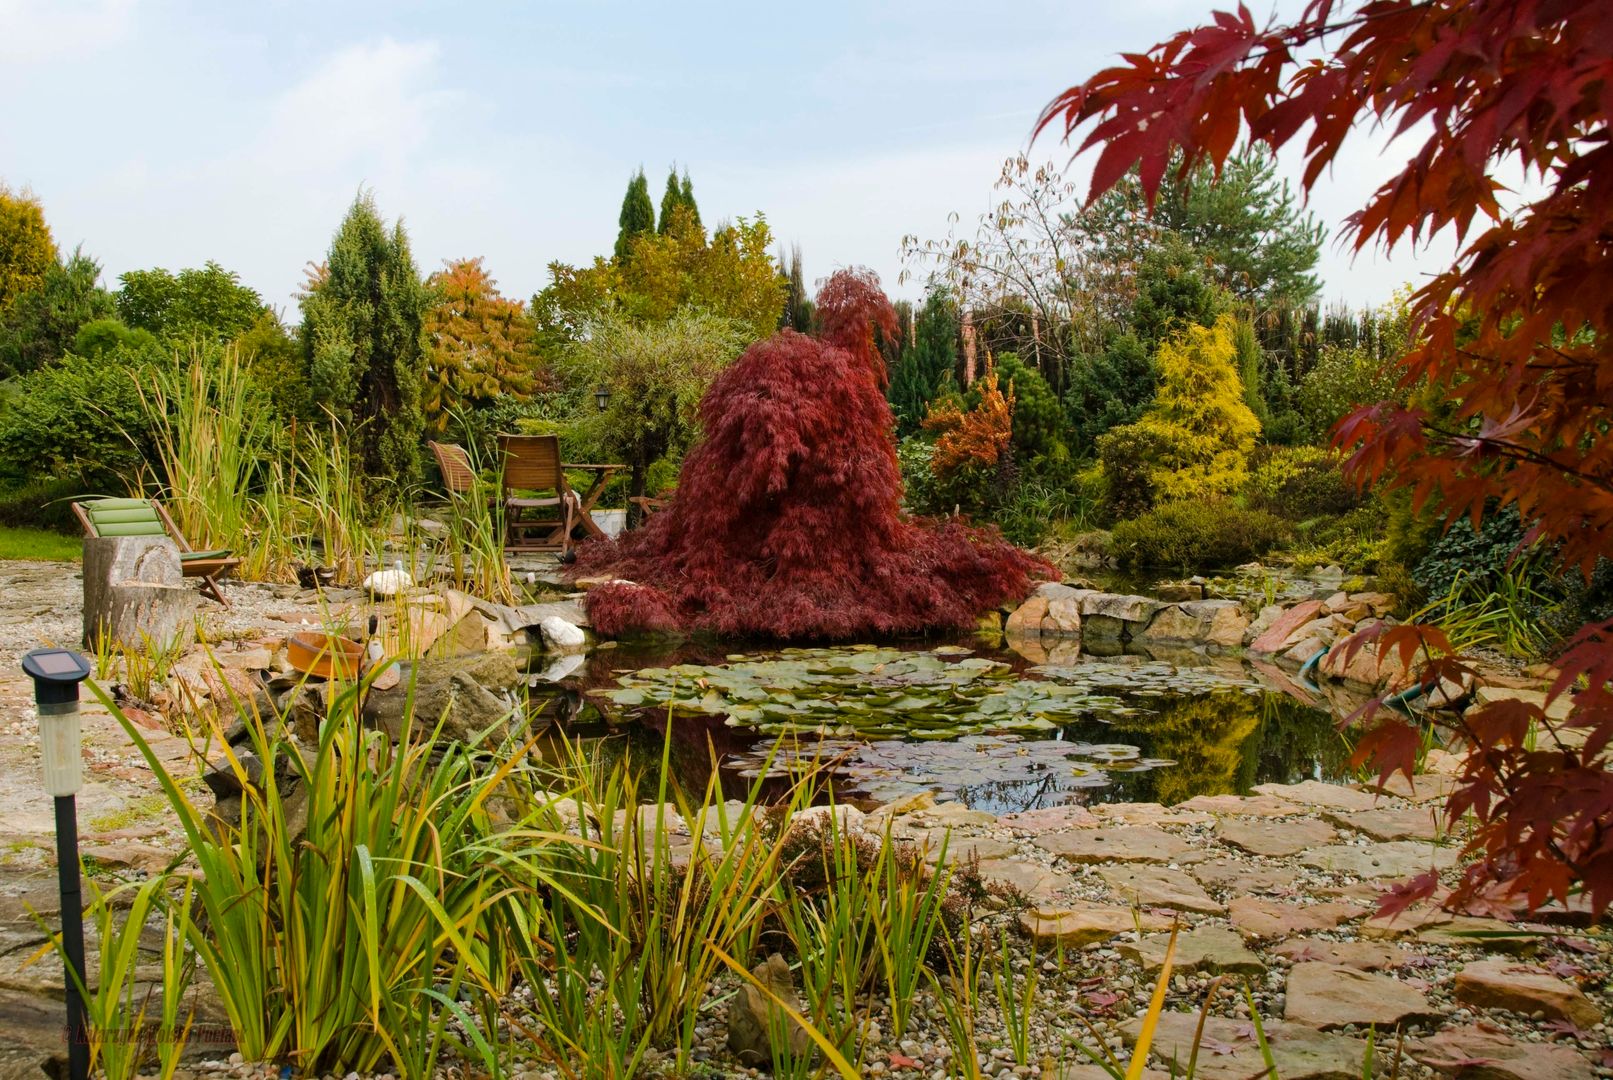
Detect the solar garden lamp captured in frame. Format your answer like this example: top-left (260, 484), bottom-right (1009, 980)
top-left (593, 383), bottom-right (611, 412)
top-left (22, 647), bottom-right (93, 1080)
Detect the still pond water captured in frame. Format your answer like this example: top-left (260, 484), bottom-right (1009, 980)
top-left (528, 636), bottom-right (1357, 815)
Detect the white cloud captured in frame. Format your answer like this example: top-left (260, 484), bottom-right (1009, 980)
top-left (0, 0), bottom-right (136, 64)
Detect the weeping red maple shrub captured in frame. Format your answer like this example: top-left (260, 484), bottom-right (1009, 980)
top-left (569, 268), bottom-right (1053, 639)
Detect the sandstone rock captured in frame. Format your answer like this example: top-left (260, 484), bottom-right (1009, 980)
top-left (1080, 614), bottom-right (1128, 642)
top-left (1471, 685), bottom-right (1575, 723)
top-left (1300, 840), bottom-right (1459, 879)
top-left (1018, 902), bottom-right (1170, 947)
top-left (1121, 926), bottom-right (1265, 976)
top-left (1089, 801), bottom-right (1211, 827)
top-left (1356, 771), bottom-right (1457, 804)
top-left (1410, 1024), bottom-right (1595, 1080)
top-left (82, 535), bottom-right (197, 652)
top-left (973, 858), bottom-right (1070, 905)
top-left (1098, 865), bottom-right (1223, 914)
top-left (922, 835), bottom-right (1016, 864)
top-left (727, 953), bottom-right (811, 1067)
top-left (1124, 1011), bottom-right (1371, 1080)
top-left (1283, 636), bottom-right (1331, 663)
top-left (1003, 595), bottom-right (1049, 637)
top-left (1317, 633), bottom-right (1415, 689)
top-left (1216, 816), bottom-right (1337, 858)
top-left (1138, 599), bottom-right (1249, 646)
top-left (998, 803), bottom-right (1099, 833)
top-left (1452, 960), bottom-right (1601, 1027)
top-left (1188, 858), bottom-right (1297, 894)
top-left (1176, 793), bottom-right (1305, 817)
top-left (1272, 939), bottom-right (1410, 971)
top-left (1254, 779), bottom-right (1380, 813)
top-left (1415, 916), bottom-right (1540, 954)
top-left (1228, 896), bottom-right (1362, 941)
top-left (1284, 962), bottom-right (1438, 1030)
top-left (1321, 805), bottom-right (1445, 843)
top-left (1032, 825), bottom-right (1198, 865)
top-left (1249, 600), bottom-right (1324, 654)
top-left (363, 563), bottom-right (414, 597)
top-left (1348, 591), bottom-right (1396, 615)
top-left (1079, 591), bottom-right (1160, 623)
top-left (362, 651), bottom-right (522, 743)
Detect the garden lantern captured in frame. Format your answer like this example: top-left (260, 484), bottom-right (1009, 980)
top-left (593, 383), bottom-right (611, 412)
top-left (21, 647), bottom-right (92, 1080)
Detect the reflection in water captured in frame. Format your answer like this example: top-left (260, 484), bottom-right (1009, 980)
top-left (525, 639), bottom-right (1360, 814)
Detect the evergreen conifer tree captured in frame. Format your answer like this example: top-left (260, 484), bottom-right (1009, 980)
top-left (679, 171), bottom-right (701, 231)
top-left (300, 192), bottom-right (430, 492)
top-left (657, 167), bottom-right (682, 235)
top-left (888, 286), bottom-right (959, 435)
top-left (614, 170), bottom-right (656, 262)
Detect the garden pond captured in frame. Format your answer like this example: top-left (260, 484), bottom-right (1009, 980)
top-left (524, 638), bottom-right (1360, 815)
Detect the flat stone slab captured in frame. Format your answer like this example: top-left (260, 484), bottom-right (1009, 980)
top-left (973, 857), bottom-right (1071, 905)
top-left (1453, 960), bottom-right (1602, 1027)
top-left (1089, 801), bottom-right (1212, 827)
top-left (1125, 1012), bottom-right (1371, 1080)
top-left (1250, 599), bottom-right (1324, 654)
top-left (1098, 865), bottom-right (1224, 914)
top-left (998, 804), bottom-right (1099, 833)
top-left (1321, 805), bottom-right (1445, 843)
top-left (1254, 779), bottom-right (1381, 813)
top-left (1176, 793), bottom-right (1308, 817)
top-left (1228, 896), bottom-right (1362, 941)
top-left (1272, 939), bottom-right (1411, 971)
top-left (1120, 926), bottom-right (1266, 976)
top-left (1189, 858), bottom-right (1297, 894)
top-left (1357, 772), bottom-right (1457, 804)
top-left (1284, 962), bottom-right (1439, 1030)
top-left (1409, 1025), bottom-right (1596, 1080)
top-left (1032, 825), bottom-right (1199, 865)
top-left (1299, 840), bottom-right (1460, 879)
top-left (1019, 902), bottom-right (1171, 947)
top-left (1217, 816), bottom-right (1337, 858)
top-left (921, 835), bottom-right (1017, 864)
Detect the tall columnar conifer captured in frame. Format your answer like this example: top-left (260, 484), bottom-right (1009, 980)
top-left (678, 171), bottom-right (700, 231)
top-left (0, 185), bottom-right (57, 317)
top-left (614, 170), bottom-right (656, 263)
top-left (299, 192), bottom-right (429, 492)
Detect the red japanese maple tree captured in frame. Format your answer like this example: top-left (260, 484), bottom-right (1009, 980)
top-left (1037, 0), bottom-right (1612, 916)
top-left (570, 269), bottom-right (1051, 640)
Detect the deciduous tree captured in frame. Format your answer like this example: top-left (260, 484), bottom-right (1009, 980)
top-left (421, 257), bottom-right (539, 430)
top-left (0, 185), bottom-right (57, 317)
top-left (115, 261), bottom-right (266, 344)
top-left (0, 247), bottom-right (115, 377)
top-left (1037, 0), bottom-right (1613, 916)
top-left (570, 269), bottom-right (1050, 638)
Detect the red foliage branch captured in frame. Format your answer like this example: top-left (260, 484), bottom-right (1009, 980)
top-left (569, 269), bottom-right (1053, 640)
top-left (1036, 0), bottom-right (1613, 915)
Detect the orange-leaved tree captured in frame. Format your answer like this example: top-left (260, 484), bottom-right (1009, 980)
top-left (423, 257), bottom-right (540, 430)
top-left (1036, 0), bottom-right (1612, 917)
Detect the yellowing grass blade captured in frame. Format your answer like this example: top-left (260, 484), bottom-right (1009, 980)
top-left (709, 940), bottom-right (860, 1080)
top-left (1127, 924), bottom-right (1178, 1080)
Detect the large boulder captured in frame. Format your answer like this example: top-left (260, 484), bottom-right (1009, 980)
top-left (82, 535), bottom-right (198, 652)
top-left (726, 953), bottom-right (812, 1067)
top-left (362, 651), bottom-right (525, 743)
top-left (1137, 599), bottom-right (1249, 647)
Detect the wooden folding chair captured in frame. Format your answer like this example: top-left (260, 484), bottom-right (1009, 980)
top-left (72, 497), bottom-right (241, 607)
top-left (496, 434), bottom-right (578, 554)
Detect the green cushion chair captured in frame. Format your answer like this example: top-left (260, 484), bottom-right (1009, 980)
top-left (72, 497), bottom-right (241, 607)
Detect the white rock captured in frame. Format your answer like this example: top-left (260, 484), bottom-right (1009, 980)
top-left (538, 615), bottom-right (587, 652)
top-left (364, 561), bottom-right (414, 597)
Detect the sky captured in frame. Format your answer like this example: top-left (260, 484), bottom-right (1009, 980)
top-left (0, 0), bottom-right (1458, 318)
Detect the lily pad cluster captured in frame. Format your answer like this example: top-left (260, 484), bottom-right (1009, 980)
top-left (599, 646), bottom-right (1139, 740)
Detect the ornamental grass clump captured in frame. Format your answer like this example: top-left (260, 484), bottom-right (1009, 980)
top-left (570, 268), bottom-right (1052, 638)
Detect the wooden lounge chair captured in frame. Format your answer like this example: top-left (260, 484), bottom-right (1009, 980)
top-left (73, 497), bottom-right (241, 607)
top-left (428, 440), bottom-right (482, 499)
top-left (496, 434), bottom-right (579, 554)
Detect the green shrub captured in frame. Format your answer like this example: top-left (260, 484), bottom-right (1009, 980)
top-left (1244, 445), bottom-right (1360, 519)
top-left (1289, 503), bottom-right (1388, 574)
top-left (1095, 422), bottom-right (1168, 521)
top-left (989, 352), bottom-right (1067, 467)
top-left (1109, 499), bottom-right (1289, 569)
top-left (0, 346), bottom-right (158, 491)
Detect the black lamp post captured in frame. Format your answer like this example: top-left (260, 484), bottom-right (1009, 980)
top-left (593, 384), bottom-right (611, 412)
top-left (22, 647), bottom-right (92, 1080)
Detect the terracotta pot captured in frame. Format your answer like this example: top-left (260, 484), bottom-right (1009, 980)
top-left (285, 631), bottom-right (365, 680)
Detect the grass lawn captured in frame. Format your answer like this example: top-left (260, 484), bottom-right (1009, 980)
top-left (0, 525), bottom-right (81, 561)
